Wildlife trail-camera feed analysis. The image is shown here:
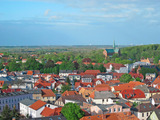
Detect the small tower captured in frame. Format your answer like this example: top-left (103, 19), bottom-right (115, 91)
top-left (113, 40), bottom-right (115, 49)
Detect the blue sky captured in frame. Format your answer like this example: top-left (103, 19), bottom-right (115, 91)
top-left (0, 0), bottom-right (160, 46)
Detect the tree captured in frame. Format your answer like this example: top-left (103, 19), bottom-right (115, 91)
top-left (2, 84), bottom-right (8, 89)
top-left (45, 60), bottom-right (54, 68)
top-left (52, 89), bottom-right (58, 94)
top-left (61, 103), bottom-right (84, 120)
top-left (136, 77), bottom-right (141, 82)
top-left (119, 73), bottom-right (134, 83)
top-left (61, 85), bottom-right (71, 93)
top-left (10, 106), bottom-right (20, 120)
top-left (66, 77), bottom-right (71, 85)
top-left (1, 105), bottom-right (11, 120)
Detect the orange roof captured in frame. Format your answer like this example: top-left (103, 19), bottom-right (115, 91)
top-left (56, 61), bottom-right (63, 65)
top-left (62, 90), bottom-right (79, 96)
top-left (41, 107), bottom-right (62, 117)
top-left (41, 89), bottom-right (56, 97)
top-left (129, 81), bottom-right (145, 86)
top-left (29, 100), bottom-right (46, 110)
top-left (95, 84), bottom-right (111, 91)
top-left (27, 71), bottom-right (33, 75)
top-left (0, 81), bottom-right (4, 87)
top-left (89, 91), bottom-right (95, 99)
top-left (85, 70), bottom-right (101, 74)
top-left (113, 83), bottom-right (135, 92)
top-left (80, 112), bottom-right (139, 120)
top-left (104, 63), bottom-right (125, 70)
top-left (152, 75), bottom-right (160, 84)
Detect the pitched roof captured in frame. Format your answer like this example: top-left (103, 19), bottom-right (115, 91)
top-left (129, 72), bottom-right (144, 79)
top-left (62, 90), bottom-right (79, 96)
top-left (120, 89), bottom-right (145, 99)
top-left (80, 112), bottom-right (139, 120)
top-left (152, 75), bottom-right (160, 84)
top-left (29, 100), bottom-right (46, 110)
top-left (27, 71), bottom-right (33, 75)
top-left (41, 89), bottom-right (56, 97)
top-left (132, 103), bottom-right (156, 112)
top-left (41, 107), bottom-right (62, 117)
top-left (95, 84), bottom-right (111, 91)
top-left (90, 91), bottom-right (116, 99)
top-left (104, 63), bottom-right (125, 70)
top-left (152, 94), bottom-right (160, 103)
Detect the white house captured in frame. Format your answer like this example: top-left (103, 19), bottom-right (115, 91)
top-left (96, 73), bottom-right (113, 81)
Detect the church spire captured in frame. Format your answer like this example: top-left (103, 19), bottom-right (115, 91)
top-left (113, 40), bottom-right (115, 49)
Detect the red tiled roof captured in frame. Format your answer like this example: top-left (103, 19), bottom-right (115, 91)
top-left (85, 70), bottom-right (101, 74)
top-left (41, 89), bottom-right (56, 97)
top-left (27, 71), bottom-right (33, 75)
top-left (29, 100), bottom-right (46, 110)
top-left (112, 73), bottom-right (125, 80)
top-left (120, 89), bottom-right (145, 99)
top-left (62, 90), bottom-right (79, 96)
top-left (56, 61), bottom-right (63, 65)
top-left (95, 84), bottom-right (111, 91)
top-left (104, 63), bottom-right (125, 70)
top-left (129, 72), bottom-right (144, 79)
top-left (1, 89), bottom-right (21, 93)
top-left (152, 75), bottom-right (160, 84)
top-left (113, 83), bottom-right (135, 92)
top-left (41, 107), bottom-right (62, 117)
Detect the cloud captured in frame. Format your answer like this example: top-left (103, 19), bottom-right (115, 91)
top-left (44, 9), bottom-right (51, 16)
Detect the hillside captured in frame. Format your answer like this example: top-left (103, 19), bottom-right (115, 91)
top-left (120, 44), bottom-right (160, 62)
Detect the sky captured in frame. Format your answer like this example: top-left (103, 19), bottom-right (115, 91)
top-left (0, 0), bottom-right (160, 46)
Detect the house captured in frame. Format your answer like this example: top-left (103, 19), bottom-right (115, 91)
top-left (119, 89), bottom-right (146, 101)
top-left (29, 100), bottom-right (47, 118)
top-left (80, 112), bottom-right (139, 120)
top-left (151, 94), bottom-right (160, 106)
top-left (131, 103), bottom-right (156, 120)
top-left (34, 78), bottom-right (52, 89)
top-left (90, 103), bottom-right (130, 115)
top-left (54, 94), bottom-right (86, 106)
top-left (41, 89), bottom-right (56, 103)
top-left (79, 87), bottom-right (95, 99)
top-left (146, 73), bottom-right (156, 80)
top-left (20, 99), bottom-right (36, 116)
top-left (148, 87), bottom-right (160, 97)
top-left (68, 74), bottom-right (81, 81)
top-left (95, 84), bottom-right (111, 92)
top-left (22, 59), bottom-right (27, 63)
top-left (41, 107), bottom-right (62, 117)
top-left (141, 58), bottom-right (154, 65)
top-left (104, 63), bottom-right (128, 73)
top-left (112, 73), bottom-right (124, 80)
top-left (103, 41), bottom-right (120, 58)
top-left (28, 89), bottom-right (42, 100)
top-left (129, 72), bottom-right (144, 80)
top-left (0, 91), bottom-right (32, 113)
top-left (84, 70), bottom-right (101, 77)
top-left (96, 73), bottom-right (113, 81)
top-left (59, 70), bottom-right (76, 78)
top-left (55, 61), bottom-right (63, 65)
top-left (89, 91), bottom-right (116, 105)
top-left (147, 109), bottom-right (160, 120)
top-left (151, 75), bottom-right (160, 88)
top-left (0, 69), bottom-right (7, 77)
top-left (134, 85), bottom-right (150, 99)
top-left (21, 115), bottom-right (66, 120)
top-left (62, 90), bottom-right (79, 96)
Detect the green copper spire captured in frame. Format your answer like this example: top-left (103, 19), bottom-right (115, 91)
top-left (113, 40), bottom-right (115, 49)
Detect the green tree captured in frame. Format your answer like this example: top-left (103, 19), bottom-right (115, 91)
top-left (66, 77), bottom-right (71, 85)
top-left (136, 77), bottom-right (141, 82)
top-left (52, 89), bottom-right (58, 94)
top-left (61, 85), bottom-right (71, 93)
top-left (45, 60), bottom-right (54, 68)
top-left (2, 84), bottom-right (8, 89)
top-left (10, 106), bottom-right (20, 120)
top-left (1, 105), bottom-right (11, 120)
top-left (61, 103), bottom-right (84, 120)
top-left (119, 73), bottom-right (134, 83)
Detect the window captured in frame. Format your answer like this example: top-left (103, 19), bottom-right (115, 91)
top-left (109, 109), bottom-right (111, 113)
top-left (118, 108), bottom-right (121, 112)
top-left (48, 105), bottom-right (50, 107)
top-left (102, 99), bottom-right (104, 103)
top-left (147, 112), bottom-right (148, 116)
top-left (114, 108), bottom-right (116, 112)
top-left (142, 113), bottom-right (144, 117)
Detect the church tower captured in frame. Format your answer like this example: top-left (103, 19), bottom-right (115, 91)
top-left (113, 40), bottom-right (115, 49)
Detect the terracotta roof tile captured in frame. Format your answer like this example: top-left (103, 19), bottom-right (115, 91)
top-left (29, 100), bottom-right (46, 110)
top-left (62, 90), bottom-right (79, 96)
top-left (41, 89), bottom-right (56, 97)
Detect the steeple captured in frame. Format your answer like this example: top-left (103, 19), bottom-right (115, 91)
top-left (113, 40), bottom-right (115, 49)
